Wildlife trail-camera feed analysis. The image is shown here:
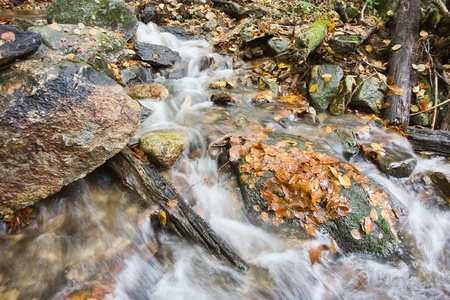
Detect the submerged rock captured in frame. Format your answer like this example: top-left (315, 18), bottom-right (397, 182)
top-left (134, 42), bottom-right (181, 68)
top-left (139, 131), bottom-right (189, 168)
top-left (46, 0), bottom-right (138, 41)
top-left (0, 25), bottom-right (41, 68)
top-left (0, 58), bottom-right (141, 216)
top-left (308, 64), bottom-right (344, 112)
top-left (127, 83), bottom-right (169, 100)
top-left (213, 133), bottom-right (401, 254)
top-left (373, 144), bottom-right (417, 178)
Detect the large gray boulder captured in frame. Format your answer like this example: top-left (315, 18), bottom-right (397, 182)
top-left (0, 58), bottom-right (141, 216)
top-left (0, 25), bottom-right (41, 68)
top-left (46, 0), bottom-right (138, 41)
top-left (133, 42), bottom-right (181, 68)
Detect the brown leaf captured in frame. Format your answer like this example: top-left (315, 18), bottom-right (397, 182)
top-left (361, 216), bottom-right (374, 234)
top-left (387, 85), bottom-right (405, 96)
top-left (167, 199), bottom-right (178, 208)
top-left (152, 52), bottom-right (159, 59)
top-left (305, 223), bottom-right (316, 236)
top-left (309, 245), bottom-right (324, 264)
top-left (1, 31), bottom-right (16, 42)
top-left (350, 229), bottom-right (361, 240)
top-left (329, 238), bottom-right (339, 254)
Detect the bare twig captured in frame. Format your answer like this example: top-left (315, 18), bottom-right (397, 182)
top-left (432, 72), bottom-right (439, 129)
top-left (360, 1), bottom-right (368, 22)
top-left (409, 98), bottom-right (450, 116)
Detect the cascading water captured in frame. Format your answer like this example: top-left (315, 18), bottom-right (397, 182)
top-left (0, 22), bottom-right (449, 300)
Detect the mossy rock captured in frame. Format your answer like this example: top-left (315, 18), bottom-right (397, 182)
top-left (218, 132), bottom-right (401, 255)
top-left (47, 0), bottom-right (138, 41)
top-left (308, 64), bottom-right (344, 112)
top-left (139, 131), bottom-right (189, 169)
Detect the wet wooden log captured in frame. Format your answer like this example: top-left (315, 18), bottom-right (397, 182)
top-left (108, 147), bottom-right (248, 270)
top-left (382, 0), bottom-right (421, 125)
top-left (403, 126), bottom-right (450, 156)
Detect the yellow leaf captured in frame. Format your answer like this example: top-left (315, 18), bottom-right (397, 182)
top-left (419, 30), bottom-right (428, 38)
top-left (391, 44), bottom-right (401, 51)
top-left (338, 174), bottom-right (351, 188)
top-left (365, 45), bottom-right (373, 52)
top-left (410, 105), bottom-right (419, 113)
top-left (412, 85), bottom-right (420, 93)
top-left (309, 84), bottom-right (319, 93)
top-left (77, 22), bottom-right (85, 29)
top-left (371, 143), bottom-right (382, 150)
top-left (159, 211), bottom-right (167, 225)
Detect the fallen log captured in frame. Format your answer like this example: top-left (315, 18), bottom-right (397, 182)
top-left (382, 0), bottom-right (420, 125)
top-left (108, 147), bottom-right (248, 270)
top-left (403, 126), bottom-right (450, 156)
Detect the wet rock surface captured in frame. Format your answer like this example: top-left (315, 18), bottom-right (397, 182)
top-left (46, 0), bottom-right (138, 41)
top-left (350, 75), bottom-right (387, 113)
top-left (373, 144), bottom-right (417, 178)
top-left (0, 25), bottom-right (41, 68)
top-left (216, 132), bottom-right (401, 254)
top-left (0, 58), bottom-right (141, 216)
top-left (139, 131), bottom-right (189, 168)
top-left (308, 64), bottom-right (344, 112)
top-left (133, 42), bottom-right (181, 68)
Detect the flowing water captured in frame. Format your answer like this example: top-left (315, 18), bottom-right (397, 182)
top-left (1, 23), bottom-right (449, 300)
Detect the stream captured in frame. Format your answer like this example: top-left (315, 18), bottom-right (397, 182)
top-left (0, 22), bottom-right (449, 300)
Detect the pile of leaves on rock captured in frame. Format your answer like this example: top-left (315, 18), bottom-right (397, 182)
top-left (215, 130), bottom-right (399, 241)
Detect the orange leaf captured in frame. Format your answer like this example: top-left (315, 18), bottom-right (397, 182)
top-left (167, 199), bottom-right (178, 208)
top-left (152, 52), bottom-right (159, 59)
top-left (305, 223), bottom-right (316, 236)
top-left (260, 211), bottom-right (269, 222)
top-left (361, 216), bottom-right (374, 234)
top-left (338, 174), bottom-right (351, 188)
top-left (1, 31), bottom-right (16, 42)
top-left (309, 245), bottom-right (324, 264)
top-left (370, 208), bottom-right (378, 221)
top-left (329, 238), bottom-right (339, 254)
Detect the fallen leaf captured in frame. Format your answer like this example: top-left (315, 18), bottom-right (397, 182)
top-left (167, 200), bottom-right (178, 208)
top-left (419, 30), bottom-right (428, 38)
top-left (387, 85), bottom-right (405, 96)
top-left (365, 45), bottom-right (373, 52)
top-left (391, 44), bottom-right (401, 51)
top-left (152, 52), bottom-right (159, 59)
top-left (253, 205), bottom-right (261, 212)
top-left (1, 31), bottom-right (15, 42)
top-left (322, 74), bottom-right (333, 82)
top-left (350, 229), bottom-right (361, 240)
top-left (309, 84), bottom-right (319, 93)
top-left (371, 143), bottom-right (382, 150)
top-left (77, 23), bottom-right (85, 29)
top-left (412, 85), bottom-right (420, 93)
top-left (370, 208), bottom-right (378, 221)
top-left (305, 223), bottom-right (316, 235)
top-left (410, 105), bottom-right (419, 113)
top-left (261, 211), bottom-right (269, 222)
top-left (329, 238), bottom-right (339, 254)
top-left (361, 216), bottom-right (373, 234)
top-left (309, 245), bottom-right (324, 264)
top-left (338, 174), bottom-right (351, 188)
top-left (67, 53), bottom-right (75, 59)
top-left (159, 211), bottom-right (167, 225)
